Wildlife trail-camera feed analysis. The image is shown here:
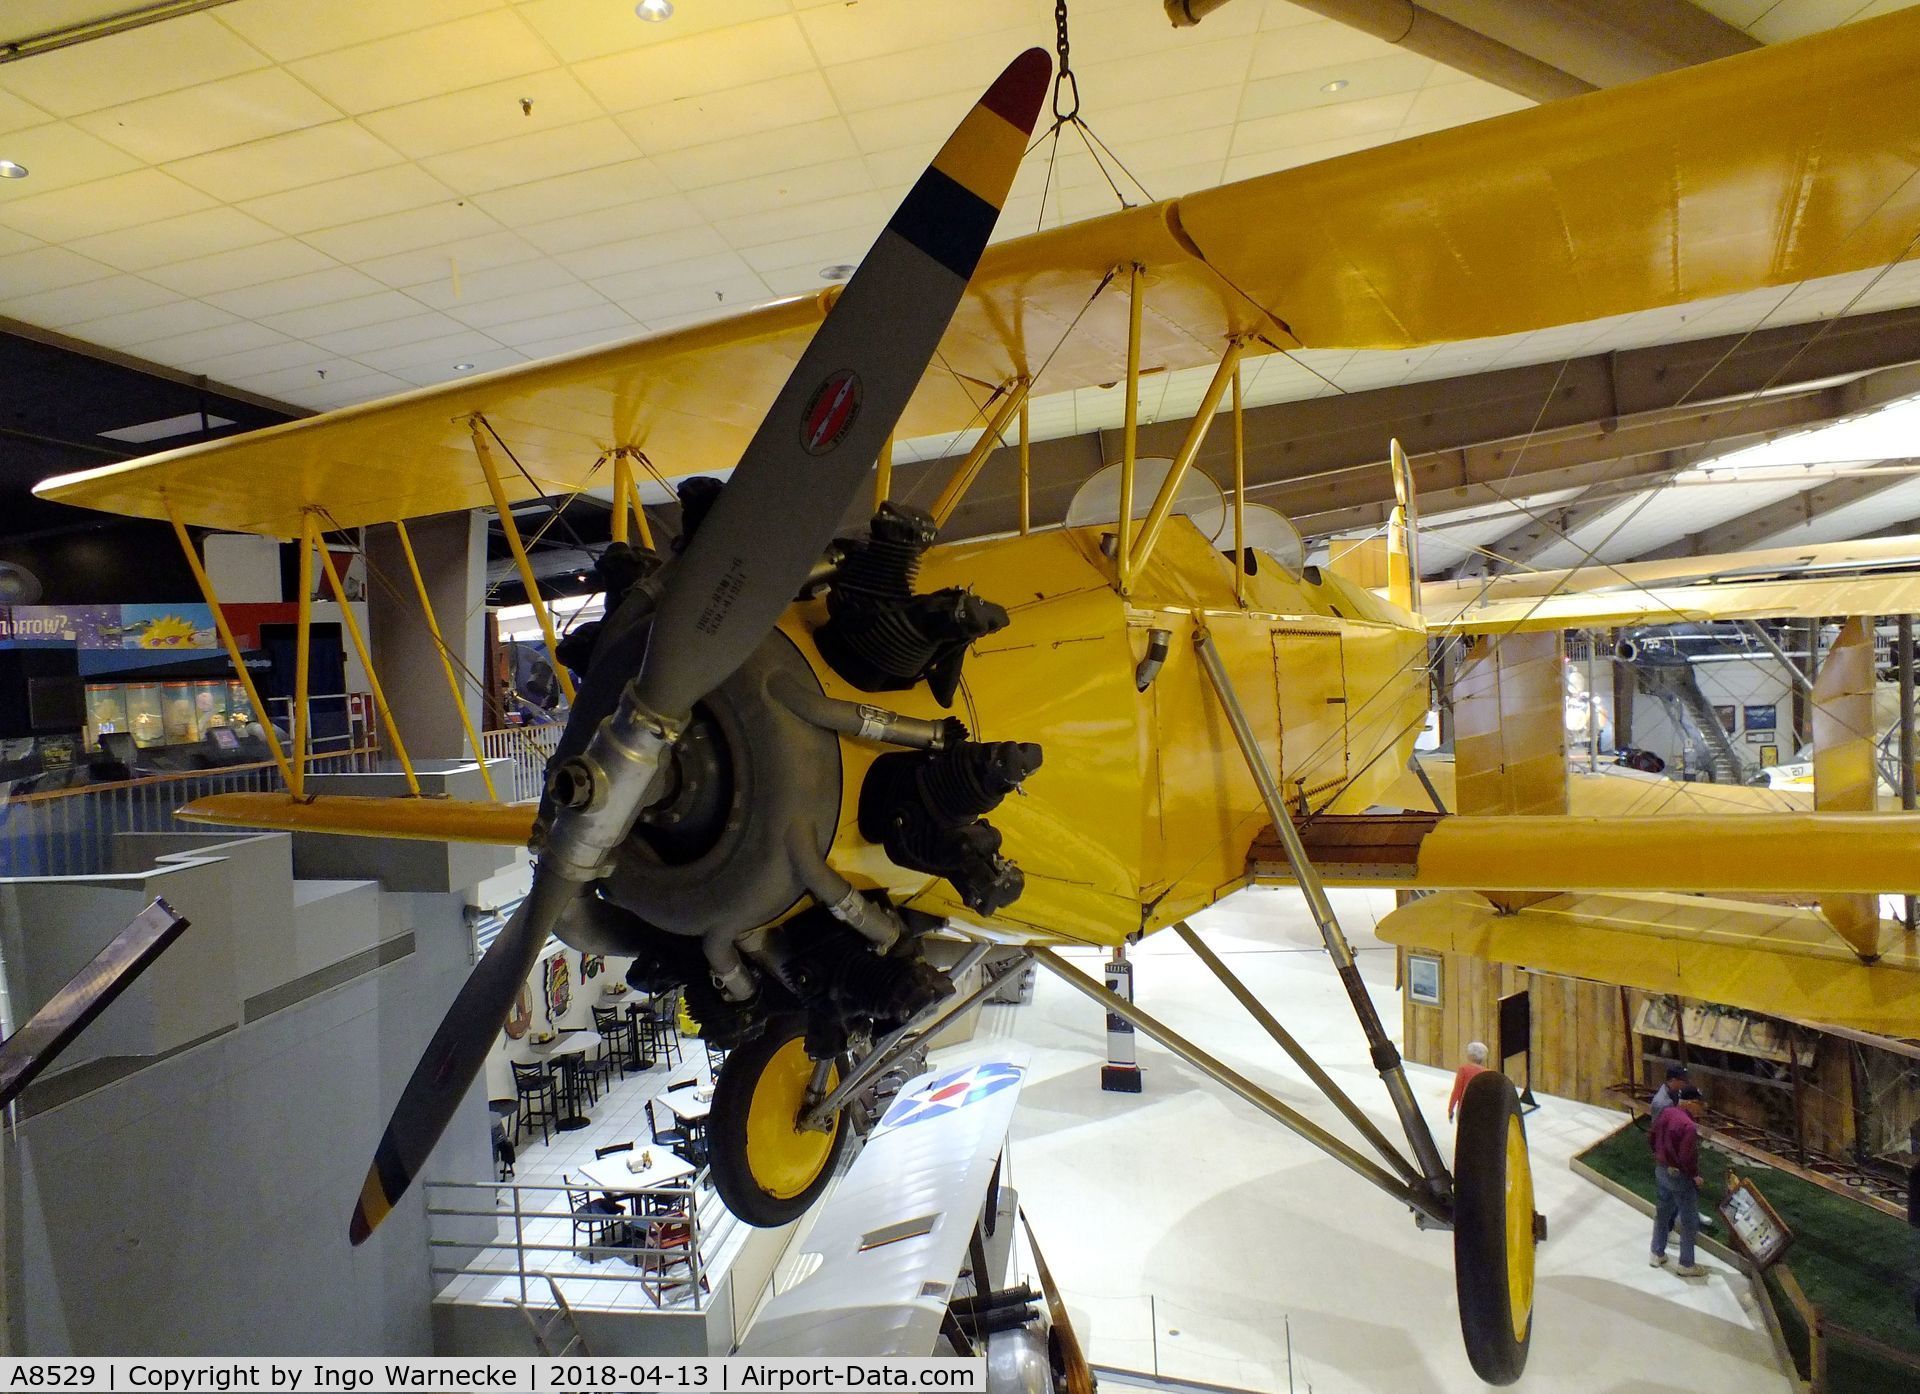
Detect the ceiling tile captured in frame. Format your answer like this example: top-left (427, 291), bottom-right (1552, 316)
top-left (66, 298), bottom-right (236, 350)
top-left (407, 256), bottom-right (577, 312)
top-left (0, 167), bottom-right (215, 241)
top-left (0, 89), bottom-right (51, 137)
top-left (301, 200), bottom-right (504, 264)
top-left (0, 122), bottom-right (141, 196)
top-left (0, 226), bottom-right (37, 257)
top-left (512, 325), bottom-right (636, 359)
top-left (712, 188), bottom-right (896, 250)
top-left (737, 226), bottom-right (869, 277)
top-left (795, 0), bottom-right (1039, 65)
top-left (226, 356), bottom-right (381, 397)
top-left (589, 250), bottom-right (758, 302)
top-left (844, 90), bottom-right (980, 157)
top-left (356, 69), bottom-right (605, 161)
top-left (446, 279), bottom-right (606, 329)
top-left (656, 117), bottom-right (861, 193)
top-left (572, 15), bottom-right (816, 111)
top-left (72, 68), bottom-right (342, 164)
top-left (69, 206), bottom-right (281, 272)
top-left (1238, 51), bottom-right (1436, 124)
top-left (563, 225), bottom-right (748, 281)
top-left (144, 238), bottom-right (337, 297)
top-left (471, 157), bottom-right (672, 228)
top-left (355, 230), bottom-right (542, 289)
top-left (484, 302), bottom-right (637, 348)
top-left (127, 319), bottom-right (290, 364)
top-left (1232, 91), bottom-right (1420, 158)
top-left (825, 30), bottom-right (1034, 113)
top-left (0, 244), bottom-right (114, 295)
top-left (518, 0), bottom-right (791, 62)
top-left (689, 159), bottom-right (875, 225)
top-left (391, 348), bottom-right (529, 388)
top-left (1246, 19), bottom-right (1396, 80)
top-left (214, 0), bottom-right (499, 63)
top-left (206, 265), bottom-right (389, 320)
top-left (259, 291), bottom-right (439, 341)
top-left (622, 71), bottom-right (841, 161)
top-left (240, 164), bottom-right (458, 236)
top-left (353, 328), bottom-right (504, 373)
top-left (165, 120), bottom-right (404, 201)
top-left (288, 11), bottom-right (551, 116)
top-left (422, 118), bottom-right (646, 197)
top-left (1404, 80), bottom-right (1533, 128)
top-left (299, 371), bottom-right (414, 409)
top-left (604, 270), bottom-right (772, 322)
top-left (0, 12), bottom-right (269, 118)
top-left (311, 309), bottom-right (472, 357)
top-left (180, 337), bottom-right (335, 382)
top-left (0, 273), bottom-right (178, 329)
top-left (519, 194), bottom-right (706, 255)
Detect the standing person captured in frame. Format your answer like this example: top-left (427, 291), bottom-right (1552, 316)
top-left (1448, 1041), bottom-right (1490, 1123)
top-left (1650, 1086), bottom-right (1709, 1276)
top-left (1649, 1064), bottom-right (1690, 1122)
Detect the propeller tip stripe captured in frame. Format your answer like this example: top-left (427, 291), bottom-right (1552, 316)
top-left (889, 168), bottom-right (999, 281)
top-left (980, 47), bottom-right (1051, 131)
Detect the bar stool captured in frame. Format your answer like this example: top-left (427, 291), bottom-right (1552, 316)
top-left (510, 1062), bottom-right (558, 1146)
top-left (593, 1005), bottom-right (638, 1075)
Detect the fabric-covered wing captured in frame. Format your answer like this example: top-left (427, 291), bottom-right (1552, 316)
top-left (737, 1057), bottom-right (1027, 1358)
top-left (1431, 570), bottom-right (1920, 635)
top-left (35, 10), bottom-right (1920, 537)
top-left (1376, 890), bottom-right (1920, 1035)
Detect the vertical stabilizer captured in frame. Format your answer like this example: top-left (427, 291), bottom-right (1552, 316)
top-left (1455, 630), bottom-right (1568, 912)
top-left (1814, 616), bottom-right (1883, 958)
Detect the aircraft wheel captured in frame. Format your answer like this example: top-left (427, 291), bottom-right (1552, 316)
top-left (1453, 1071), bottom-right (1536, 1386)
top-left (708, 1019), bottom-right (849, 1227)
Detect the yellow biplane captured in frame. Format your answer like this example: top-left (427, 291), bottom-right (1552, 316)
top-left (32, 13), bottom-right (1920, 1386)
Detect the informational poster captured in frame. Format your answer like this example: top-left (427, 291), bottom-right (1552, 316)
top-left (0, 604), bottom-right (217, 650)
top-left (1719, 1174), bottom-right (1793, 1269)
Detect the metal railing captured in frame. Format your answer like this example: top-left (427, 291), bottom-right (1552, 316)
top-left (0, 745), bottom-right (384, 878)
top-left (425, 1172), bottom-right (734, 1312)
top-left (481, 725), bottom-right (562, 803)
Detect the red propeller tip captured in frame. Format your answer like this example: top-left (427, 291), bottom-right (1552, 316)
top-left (981, 47), bottom-right (1052, 132)
top-left (348, 1206), bottom-right (372, 1246)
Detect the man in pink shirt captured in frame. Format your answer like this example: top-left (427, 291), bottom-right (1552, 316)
top-left (1650, 1086), bottom-right (1709, 1276)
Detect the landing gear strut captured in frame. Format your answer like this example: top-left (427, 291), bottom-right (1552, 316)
top-left (708, 1019), bottom-right (850, 1227)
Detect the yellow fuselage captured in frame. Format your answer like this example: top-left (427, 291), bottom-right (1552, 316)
top-left (790, 518), bottom-right (1430, 946)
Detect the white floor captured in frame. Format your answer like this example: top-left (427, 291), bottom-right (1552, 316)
top-left (967, 885), bottom-right (1792, 1394)
top-left (436, 1043), bottom-right (740, 1313)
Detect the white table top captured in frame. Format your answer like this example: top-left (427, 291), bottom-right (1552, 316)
top-left (661, 1082), bottom-right (713, 1122)
top-left (509, 1028), bottom-right (602, 1066)
top-left (575, 1149), bottom-right (696, 1195)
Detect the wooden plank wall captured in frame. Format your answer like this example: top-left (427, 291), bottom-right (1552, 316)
top-left (1400, 946), bottom-right (1862, 1156)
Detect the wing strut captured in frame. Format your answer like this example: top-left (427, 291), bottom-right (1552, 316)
top-left (1193, 626), bottom-right (1455, 1202)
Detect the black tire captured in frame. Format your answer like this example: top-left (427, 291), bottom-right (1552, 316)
top-left (1454, 1071), bottom-right (1535, 1386)
top-left (708, 1019), bottom-right (851, 1227)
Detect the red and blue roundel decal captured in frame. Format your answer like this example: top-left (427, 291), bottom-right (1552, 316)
top-left (876, 1061), bottom-right (1023, 1131)
top-left (800, 368), bottom-right (862, 455)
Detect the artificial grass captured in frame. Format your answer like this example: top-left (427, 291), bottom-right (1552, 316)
top-left (1578, 1120), bottom-right (1920, 1392)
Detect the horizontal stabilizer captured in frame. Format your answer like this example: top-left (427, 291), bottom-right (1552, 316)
top-left (1376, 890), bottom-right (1920, 1034)
top-left (178, 793), bottom-right (534, 845)
top-left (1253, 812), bottom-right (1920, 895)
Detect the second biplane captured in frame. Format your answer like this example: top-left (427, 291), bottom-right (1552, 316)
top-left (33, 13), bottom-right (1920, 1386)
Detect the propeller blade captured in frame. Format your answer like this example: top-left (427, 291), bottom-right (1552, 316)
top-left (1019, 1206), bottom-right (1096, 1394)
top-left (348, 873), bottom-right (570, 1244)
top-left (634, 46), bottom-right (1050, 718)
top-left (346, 49), bottom-right (1049, 1245)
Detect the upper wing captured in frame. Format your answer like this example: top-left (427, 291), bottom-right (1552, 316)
top-left (1432, 569), bottom-right (1920, 635)
top-left (35, 10), bottom-right (1920, 537)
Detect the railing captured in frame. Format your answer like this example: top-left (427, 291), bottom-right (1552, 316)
top-left (424, 1172), bottom-right (735, 1312)
top-left (0, 745), bottom-right (384, 878)
top-left (482, 725), bottom-right (562, 803)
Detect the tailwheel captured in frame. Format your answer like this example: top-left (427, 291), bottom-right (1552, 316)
top-left (709, 1018), bottom-right (850, 1226)
top-left (1453, 1071), bottom-right (1536, 1386)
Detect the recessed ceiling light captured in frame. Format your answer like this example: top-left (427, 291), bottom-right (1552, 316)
top-left (635, 0), bottom-right (673, 20)
top-left (1321, 79), bottom-right (1349, 93)
top-left (454, 362), bottom-right (475, 371)
top-left (820, 263), bottom-right (856, 281)
top-left (0, 161), bottom-right (27, 179)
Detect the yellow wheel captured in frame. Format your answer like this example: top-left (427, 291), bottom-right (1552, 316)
top-left (1453, 1071), bottom-right (1536, 1385)
top-left (709, 1019), bottom-right (849, 1226)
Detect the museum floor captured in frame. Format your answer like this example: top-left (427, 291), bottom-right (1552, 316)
top-left (980, 884), bottom-right (1791, 1394)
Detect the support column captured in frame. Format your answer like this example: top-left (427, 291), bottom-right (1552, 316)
top-left (366, 511), bottom-right (490, 760)
top-left (1101, 946), bottom-right (1142, 1093)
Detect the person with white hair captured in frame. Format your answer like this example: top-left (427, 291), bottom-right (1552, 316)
top-left (1449, 1040), bottom-right (1490, 1122)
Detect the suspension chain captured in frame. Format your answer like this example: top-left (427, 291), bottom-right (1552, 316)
top-left (1052, 0), bottom-right (1080, 122)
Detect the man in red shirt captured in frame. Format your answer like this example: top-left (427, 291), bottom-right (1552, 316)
top-left (1650, 1086), bottom-right (1708, 1276)
top-left (1448, 1041), bottom-right (1489, 1122)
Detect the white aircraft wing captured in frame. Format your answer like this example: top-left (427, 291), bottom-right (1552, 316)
top-left (737, 1055), bottom-right (1029, 1357)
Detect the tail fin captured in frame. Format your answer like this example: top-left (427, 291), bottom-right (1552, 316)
top-left (1387, 439), bottom-right (1421, 617)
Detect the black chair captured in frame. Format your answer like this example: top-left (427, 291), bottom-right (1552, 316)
top-left (593, 1006), bottom-right (639, 1076)
top-left (564, 1174), bottom-right (626, 1260)
top-left (704, 1039), bottom-right (727, 1075)
top-left (511, 1061), bottom-right (558, 1146)
top-left (637, 996), bottom-right (681, 1068)
top-left (579, 1028), bottom-right (617, 1100)
top-left (648, 1096), bottom-right (695, 1165)
top-left (595, 1141), bottom-right (635, 1159)
top-left (492, 1118), bottom-right (516, 1182)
